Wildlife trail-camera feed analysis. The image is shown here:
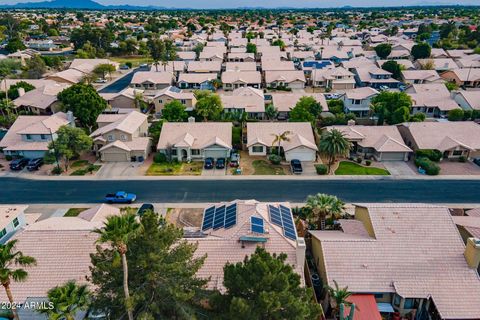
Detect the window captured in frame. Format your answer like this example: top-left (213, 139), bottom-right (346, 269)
top-left (181, 99), bottom-right (186, 104)
top-left (0, 228), bottom-right (6, 238)
top-left (393, 294), bottom-right (401, 307)
top-left (252, 146), bottom-right (264, 153)
top-left (120, 135), bottom-right (127, 141)
top-left (453, 150), bottom-right (463, 156)
top-left (374, 293), bottom-right (384, 299)
top-left (171, 149), bottom-right (177, 156)
top-left (159, 99), bottom-right (163, 104)
top-left (107, 135), bottom-right (114, 142)
top-left (191, 149), bottom-right (200, 155)
top-left (26, 134), bottom-right (32, 140)
top-left (13, 218), bottom-right (19, 228)
top-left (404, 298), bottom-right (415, 309)
top-left (40, 134), bottom-right (46, 140)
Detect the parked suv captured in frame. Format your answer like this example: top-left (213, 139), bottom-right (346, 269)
top-left (230, 153), bottom-right (240, 167)
top-left (204, 157), bottom-right (214, 169)
top-left (290, 159), bottom-right (303, 174)
top-left (216, 158), bottom-right (226, 169)
top-left (26, 158), bottom-right (43, 171)
top-left (9, 158), bottom-right (30, 171)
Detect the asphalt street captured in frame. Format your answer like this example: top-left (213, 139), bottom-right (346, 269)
top-left (98, 67), bottom-right (144, 93)
top-left (1, 177), bottom-right (479, 204)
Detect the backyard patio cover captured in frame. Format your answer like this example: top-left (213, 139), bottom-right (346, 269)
top-left (344, 294), bottom-right (382, 320)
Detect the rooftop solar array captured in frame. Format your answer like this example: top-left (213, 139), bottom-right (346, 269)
top-left (202, 203), bottom-right (237, 231)
top-left (268, 204), bottom-right (297, 241)
top-left (251, 216), bottom-right (264, 234)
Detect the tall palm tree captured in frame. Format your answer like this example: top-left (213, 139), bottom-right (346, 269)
top-left (40, 280), bottom-right (90, 320)
top-left (0, 240), bottom-right (37, 320)
top-left (319, 129), bottom-right (351, 173)
top-left (305, 193), bottom-right (344, 230)
top-left (94, 213), bottom-right (141, 320)
top-left (326, 280), bottom-right (353, 318)
top-left (271, 130), bottom-right (291, 156)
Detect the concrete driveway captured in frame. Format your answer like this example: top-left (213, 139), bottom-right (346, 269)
top-left (301, 162), bottom-right (317, 176)
top-left (96, 162), bottom-right (143, 178)
top-left (201, 167), bottom-right (226, 176)
top-left (383, 161), bottom-right (416, 176)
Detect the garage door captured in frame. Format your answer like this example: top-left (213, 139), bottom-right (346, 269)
top-left (204, 148), bottom-right (229, 160)
top-left (380, 152), bottom-right (406, 161)
top-left (286, 147), bottom-right (316, 162)
top-left (103, 152), bottom-right (129, 162)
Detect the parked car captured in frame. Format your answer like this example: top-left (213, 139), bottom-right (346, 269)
top-left (104, 191), bottom-right (137, 204)
top-left (95, 78), bottom-right (107, 83)
top-left (120, 64), bottom-right (130, 70)
top-left (230, 153), bottom-right (240, 167)
top-left (26, 158), bottom-right (43, 171)
top-left (204, 157), bottom-right (214, 169)
top-left (137, 203), bottom-right (154, 216)
top-left (325, 93), bottom-right (340, 100)
top-left (216, 158), bottom-right (225, 169)
top-left (379, 85), bottom-right (390, 91)
top-left (473, 158), bottom-right (480, 167)
top-left (139, 63), bottom-right (149, 70)
top-left (290, 159), bottom-right (303, 174)
top-left (9, 158), bottom-right (29, 171)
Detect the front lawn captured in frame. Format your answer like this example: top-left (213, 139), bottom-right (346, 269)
top-left (146, 161), bottom-right (203, 176)
top-left (335, 161), bottom-right (390, 175)
top-left (70, 164), bottom-right (102, 176)
top-left (252, 160), bottom-right (286, 175)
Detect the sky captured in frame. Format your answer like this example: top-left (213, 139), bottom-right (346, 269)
top-left (1, 0), bottom-right (479, 8)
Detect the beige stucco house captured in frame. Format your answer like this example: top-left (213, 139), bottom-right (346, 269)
top-left (153, 86), bottom-right (196, 114)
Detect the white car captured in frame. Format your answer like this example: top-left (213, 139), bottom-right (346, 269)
top-left (95, 78), bottom-right (107, 83)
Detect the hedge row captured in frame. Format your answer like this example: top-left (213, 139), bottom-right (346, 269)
top-left (415, 157), bottom-right (440, 175)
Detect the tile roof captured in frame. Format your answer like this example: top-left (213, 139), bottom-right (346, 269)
top-left (91, 110), bottom-right (147, 137)
top-left (220, 87), bottom-right (265, 113)
top-left (247, 122), bottom-right (318, 151)
top-left (221, 70), bottom-right (261, 84)
top-left (271, 92), bottom-right (328, 112)
top-left (310, 204), bottom-right (480, 319)
top-left (265, 71), bottom-right (306, 84)
top-left (131, 71), bottom-right (174, 85)
top-left (157, 122), bottom-right (232, 150)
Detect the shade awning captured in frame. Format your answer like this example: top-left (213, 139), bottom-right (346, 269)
top-left (377, 302), bottom-right (395, 313)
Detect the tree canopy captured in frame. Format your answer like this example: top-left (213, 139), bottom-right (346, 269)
top-left (57, 84), bottom-right (107, 132)
top-left (49, 125), bottom-right (93, 171)
top-left (411, 42), bottom-right (432, 60)
top-left (381, 60), bottom-right (402, 80)
top-left (162, 100), bottom-right (188, 122)
top-left (194, 90), bottom-right (223, 121)
top-left (210, 247), bottom-right (321, 320)
top-left (370, 91), bottom-right (413, 125)
top-left (374, 43), bottom-right (392, 59)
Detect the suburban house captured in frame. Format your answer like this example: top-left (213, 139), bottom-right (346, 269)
top-left (0, 204), bottom-right (119, 307)
top-left (398, 121), bottom-right (480, 160)
top-left (261, 59), bottom-right (295, 72)
top-left (353, 65), bottom-right (400, 89)
top-left (0, 112), bottom-right (74, 159)
top-left (224, 62), bottom-right (257, 72)
top-left (311, 66), bottom-right (356, 90)
top-left (130, 71), bottom-right (174, 91)
top-left (227, 52), bottom-right (256, 62)
top-left (0, 205), bottom-right (27, 244)
top-left (440, 68), bottom-right (480, 88)
top-left (401, 70), bottom-right (443, 85)
top-left (47, 58), bottom-right (119, 84)
top-left (246, 122), bottom-right (318, 161)
top-left (100, 87), bottom-right (146, 110)
top-left (270, 93), bottom-right (328, 120)
top-left (189, 200), bottom-right (305, 292)
top-left (405, 84), bottom-right (460, 118)
top-left (177, 73), bottom-right (217, 90)
top-left (176, 51), bottom-right (196, 61)
top-left (220, 87), bottom-right (265, 119)
top-left (415, 58), bottom-right (458, 72)
top-left (187, 61), bottom-right (222, 76)
top-left (326, 123), bottom-right (412, 161)
top-left (90, 111), bottom-right (151, 162)
top-left (153, 86), bottom-right (196, 114)
top-left (265, 70), bottom-right (306, 89)
top-left (157, 122), bottom-right (232, 162)
top-left (12, 82), bottom-right (70, 115)
top-left (309, 203), bottom-right (480, 320)
top-left (451, 90), bottom-right (480, 111)
top-left (221, 70), bottom-right (262, 90)
top-left (340, 87), bottom-right (379, 118)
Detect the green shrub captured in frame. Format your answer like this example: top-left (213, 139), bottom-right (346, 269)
top-left (459, 155), bottom-right (467, 163)
top-left (315, 164), bottom-right (328, 175)
top-left (415, 149), bottom-right (442, 162)
top-left (43, 152), bottom-right (57, 164)
top-left (153, 152), bottom-right (167, 163)
top-left (415, 157), bottom-right (440, 175)
top-left (5, 155), bottom-right (12, 161)
top-left (268, 154), bottom-right (282, 165)
top-left (356, 157), bottom-right (362, 164)
top-left (365, 160), bottom-right (372, 166)
top-left (71, 169), bottom-right (87, 176)
top-left (51, 167), bottom-right (63, 175)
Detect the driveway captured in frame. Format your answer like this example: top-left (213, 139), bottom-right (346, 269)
top-left (301, 162), bottom-right (317, 176)
top-left (98, 67), bottom-right (141, 94)
top-left (201, 167), bottom-right (226, 176)
top-left (96, 162), bottom-right (143, 178)
top-left (383, 161), bottom-right (416, 176)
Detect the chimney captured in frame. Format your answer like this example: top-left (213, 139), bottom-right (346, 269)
top-left (347, 119), bottom-right (355, 126)
top-left (18, 87), bottom-right (25, 97)
top-left (188, 116), bottom-right (195, 123)
top-left (66, 111), bottom-right (74, 124)
top-left (296, 237), bottom-right (306, 269)
top-left (465, 238), bottom-right (480, 269)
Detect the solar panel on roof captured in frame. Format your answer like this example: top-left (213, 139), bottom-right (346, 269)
top-left (224, 203), bottom-right (237, 229)
top-left (201, 206), bottom-right (215, 231)
top-left (251, 216), bottom-right (264, 234)
top-left (268, 205), bottom-right (283, 227)
top-left (213, 205), bottom-right (226, 230)
top-left (280, 205), bottom-right (297, 240)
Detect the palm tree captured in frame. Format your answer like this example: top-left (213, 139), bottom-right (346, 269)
top-left (305, 193), bottom-right (344, 230)
top-left (40, 281), bottom-right (90, 320)
top-left (319, 129), bottom-right (351, 173)
top-left (271, 130), bottom-right (291, 156)
top-left (94, 213), bottom-right (141, 320)
top-left (326, 280), bottom-right (353, 318)
top-left (0, 240), bottom-right (37, 320)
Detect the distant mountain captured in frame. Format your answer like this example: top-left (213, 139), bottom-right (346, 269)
top-left (0, 0), bottom-right (168, 10)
